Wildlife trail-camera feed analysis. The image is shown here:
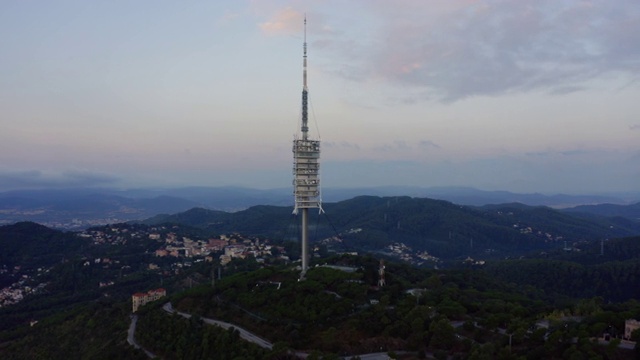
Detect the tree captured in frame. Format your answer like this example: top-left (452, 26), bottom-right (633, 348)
top-left (429, 318), bottom-right (456, 350)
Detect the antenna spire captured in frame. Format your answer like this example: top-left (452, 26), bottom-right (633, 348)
top-left (301, 14), bottom-right (309, 138)
top-left (303, 15), bottom-right (308, 90)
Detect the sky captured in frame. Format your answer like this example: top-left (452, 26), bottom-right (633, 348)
top-left (1, 0), bottom-right (639, 194)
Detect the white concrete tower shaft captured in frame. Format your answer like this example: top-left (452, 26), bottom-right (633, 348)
top-left (293, 16), bottom-right (322, 276)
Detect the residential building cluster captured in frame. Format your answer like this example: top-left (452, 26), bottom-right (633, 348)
top-left (79, 226), bottom-right (139, 246)
top-left (0, 270), bottom-right (47, 308)
top-left (416, 250), bottom-right (440, 263)
top-left (132, 288), bottom-right (167, 312)
top-left (387, 242), bottom-right (414, 262)
top-left (153, 232), bottom-right (225, 258)
top-left (625, 319), bottom-right (640, 341)
top-left (151, 232), bottom-right (285, 266)
top-left (495, 210), bottom-right (566, 243)
top-left (384, 242), bottom-right (442, 267)
top-left (320, 231), bottom-right (444, 267)
top-left (513, 223), bottom-right (564, 242)
top-left (78, 224), bottom-right (293, 273)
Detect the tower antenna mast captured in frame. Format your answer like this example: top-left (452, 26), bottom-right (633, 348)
top-left (302, 15), bottom-right (308, 139)
top-left (293, 15), bottom-right (322, 278)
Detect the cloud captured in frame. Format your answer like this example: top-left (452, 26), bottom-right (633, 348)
top-left (217, 11), bottom-right (240, 26)
top-left (548, 85), bottom-right (586, 95)
top-left (324, 148), bottom-right (640, 193)
top-left (630, 124), bottom-right (640, 130)
top-left (325, 1), bottom-right (640, 102)
top-left (419, 140), bottom-right (441, 149)
top-left (525, 149), bottom-right (594, 158)
top-left (326, 141), bottom-right (361, 150)
top-left (259, 7), bottom-right (303, 36)
top-left (559, 149), bottom-right (589, 156)
top-left (0, 170), bottom-right (120, 191)
top-left (373, 140), bottom-right (412, 152)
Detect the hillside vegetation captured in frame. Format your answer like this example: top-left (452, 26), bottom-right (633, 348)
top-left (144, 196), bottom-right (640, 259)
top-left (2, 201), bottom-right (640, 358)
top-left (138, 255), bottom-right (640, 359)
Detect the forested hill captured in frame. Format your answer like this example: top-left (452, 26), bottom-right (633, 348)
top-left (142, 196), bottom-right (640, 260)
top-left (484, 235), bottom-right (640, 302)
top-left (563, 202), bottom-right (640, 221)
top-left (0, 221), bottom-right (83, 269)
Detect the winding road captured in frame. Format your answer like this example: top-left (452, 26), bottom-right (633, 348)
top-left (127, 302), bottom-right (393, 360)
top-left (127, 314), bottom-right (156, 358)
top-left (162, 302), bottom-right (273, 350)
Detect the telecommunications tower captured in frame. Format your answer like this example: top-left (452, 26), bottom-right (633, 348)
top-left (293, 17), bottom-right (322, 276)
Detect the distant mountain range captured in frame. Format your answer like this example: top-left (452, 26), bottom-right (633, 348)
top-left (0, 186), bottom-right (638, 229)
top-left (0, 188), bottom-right (200, 228)
top-left (563, 202), bottom-right (640, 221)
top-left (140, 196), bottom-right (640, 260)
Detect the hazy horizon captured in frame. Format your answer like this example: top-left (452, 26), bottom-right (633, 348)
top-left (1, 183), bottom-right (639, 201)
top-left (1, 1), bottom-right (639, 194)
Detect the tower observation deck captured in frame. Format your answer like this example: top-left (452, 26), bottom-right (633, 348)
top-left (293, 139), bottom-right (321, 210)
top-left (293, 17), bottom-right (322, 276)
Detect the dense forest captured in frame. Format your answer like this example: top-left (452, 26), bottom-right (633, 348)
top-left (135, 302), bottom-right (272, 360)
top-left (136, 255), bottom-right (640, 359)
top-left (0, 222), bottom-right (85, 272)
top-left (485, 236), bottom-right (640, 302)
top-left (0, 299), bottom-right (145, 360)
top-left (1, 207), bottom-right (640, 358)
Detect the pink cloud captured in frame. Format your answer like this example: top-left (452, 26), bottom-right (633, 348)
top-left (325, 0), bottom-right (640, 101)
top-left (259, 7), bottom-right (303, 36)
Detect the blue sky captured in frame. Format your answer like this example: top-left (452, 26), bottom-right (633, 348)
top-left (1, 0), bottom-right (639, 194)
